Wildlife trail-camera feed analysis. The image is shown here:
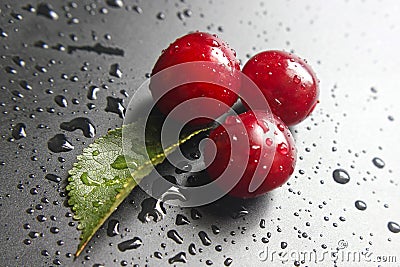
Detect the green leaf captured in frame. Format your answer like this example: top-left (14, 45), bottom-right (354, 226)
top-left (66, 117), bottom-right (208, 257)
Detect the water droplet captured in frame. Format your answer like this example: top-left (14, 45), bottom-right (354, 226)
top-left (107, 219), bottom-right (120, 237)
top-left (206, 38), bottom-right (220, 47)
top-left (106, 0), bottom-right (124, 8)
top-left (332, 169), bottom-right (350, 184)
top-left (29, 231), bottom-right (40, 238)
top-left (80, 172), bottom-right (100, 186)
top-left (105, 97), bottom-right (125, 118)
top-left (12, 123), bottom-right (26, 139)
top-left (87, 86), bottom-right (100, 100)
top-left (211, 225), bottom-right (220, 234)
top-left (60, 117), bottom-right (96, 138)
top-left (191, 208), bottom-right (202, 220)
top-left (138, 198), bottom-right (166, 222)
top-left (188, 243), bottom-right (196, 255)
top-left (183, 9), bottom-right (192, 17)
top-left (372, 157), bottom-right (385, 169)
top-left (277, 123), bottom-right (285, 132)
top-left (177, 11), bottom-right (185, 21)
top-left (265, 138), bottom-right (273, 146)
top-left (133, 5), bottom-right (143, 14)
top-left (118, 237), bottom-right (142, 251)
top-left (92, 200), bottom-right (104, 207)
top-left (224, 258), bottom-right (233, 266)
top-left (167, 230), bottom-right (183, 244)
top-left (355, 200), bottom-right (367, 211)
top-left (37, 3), bottom-right (59, 20)
top-left (168, 252), bottom-right (187, 264)
top-left (19, 80), bottom-right (32, 90)
top-left (120, 89), bottom-right (129, 98)
top-left (388, 222), bottom-right (400, 233)
top-left (109, 63), bottom-right (122, 78)
top-left (260, 219), bottom-right (266, 229)
top-left (157, 12), bottom-right (166, 20)
top-left (45, 174), bottom-right (61, 183)
top-left (54, 95), bottom-right (68, 107)
top-left (277, 142), bottom-right (288, 155)
top-left (5, 66), bottom-right (17, 74)
top-left (175, 214), bottom-right (190, 226)
top-left (281, 241), bottom-right (288, 249)
top-left (1, 28), bottom-right (8, 38)
top-left (37, 215), bottom-right (47, 222)
top-left (154, 251), bottom-right (163, 259)
top-left (50, 227), bottom-right (59, 234)
top-left (35, 40), bottom-right (49, 49)
top-left (68, 17), bottom-right (79, 24)
top-left (198, 231), bottom-right (211, 246)
top-left (68, 43), bottom-right (124, 56)
top-left (13, 56), bottom-right (26, 67)
top-left (293, 75), bottom-right (301, 84)
top-left (47, 134), bottom-right (74, 153)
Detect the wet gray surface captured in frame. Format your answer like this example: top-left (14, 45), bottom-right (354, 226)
top-left (0, 0), bottom-right (400, 266)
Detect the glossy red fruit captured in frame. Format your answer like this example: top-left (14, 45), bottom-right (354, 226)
top-left (242, 50), bottom-right (319, 126)
top-left (204, 110), bottom-right (296, 198)
top-left (150, 32), bottom-right (240, 126)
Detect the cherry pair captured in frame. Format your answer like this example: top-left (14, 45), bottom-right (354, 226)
top-left (150, 32), bottom-right (319, 198)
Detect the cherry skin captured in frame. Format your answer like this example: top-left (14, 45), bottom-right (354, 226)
top-left (242, 50), bottom-right (319, 126)
top-left (150, 32), bottom-right (240, 126)
top-left (204, 110), bottom-right (297, 198)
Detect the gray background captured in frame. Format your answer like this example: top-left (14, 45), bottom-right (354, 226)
top-left (0, 0), bottom-right (399, 266)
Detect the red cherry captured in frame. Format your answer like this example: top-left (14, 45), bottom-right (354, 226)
top-left (204, 110), bottom-right (296, 198)
top-left (242, 50), bottom-right (319, 126)
top-left (150, 32), bottom-right (240, 126)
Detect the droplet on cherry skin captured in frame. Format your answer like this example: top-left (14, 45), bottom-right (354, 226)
top-left (293, 75), bottom-right (301, 84)
top-left (266, 138), bottom-right (273, 146)
top-left (277, 143), bottom-right (288, 155)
